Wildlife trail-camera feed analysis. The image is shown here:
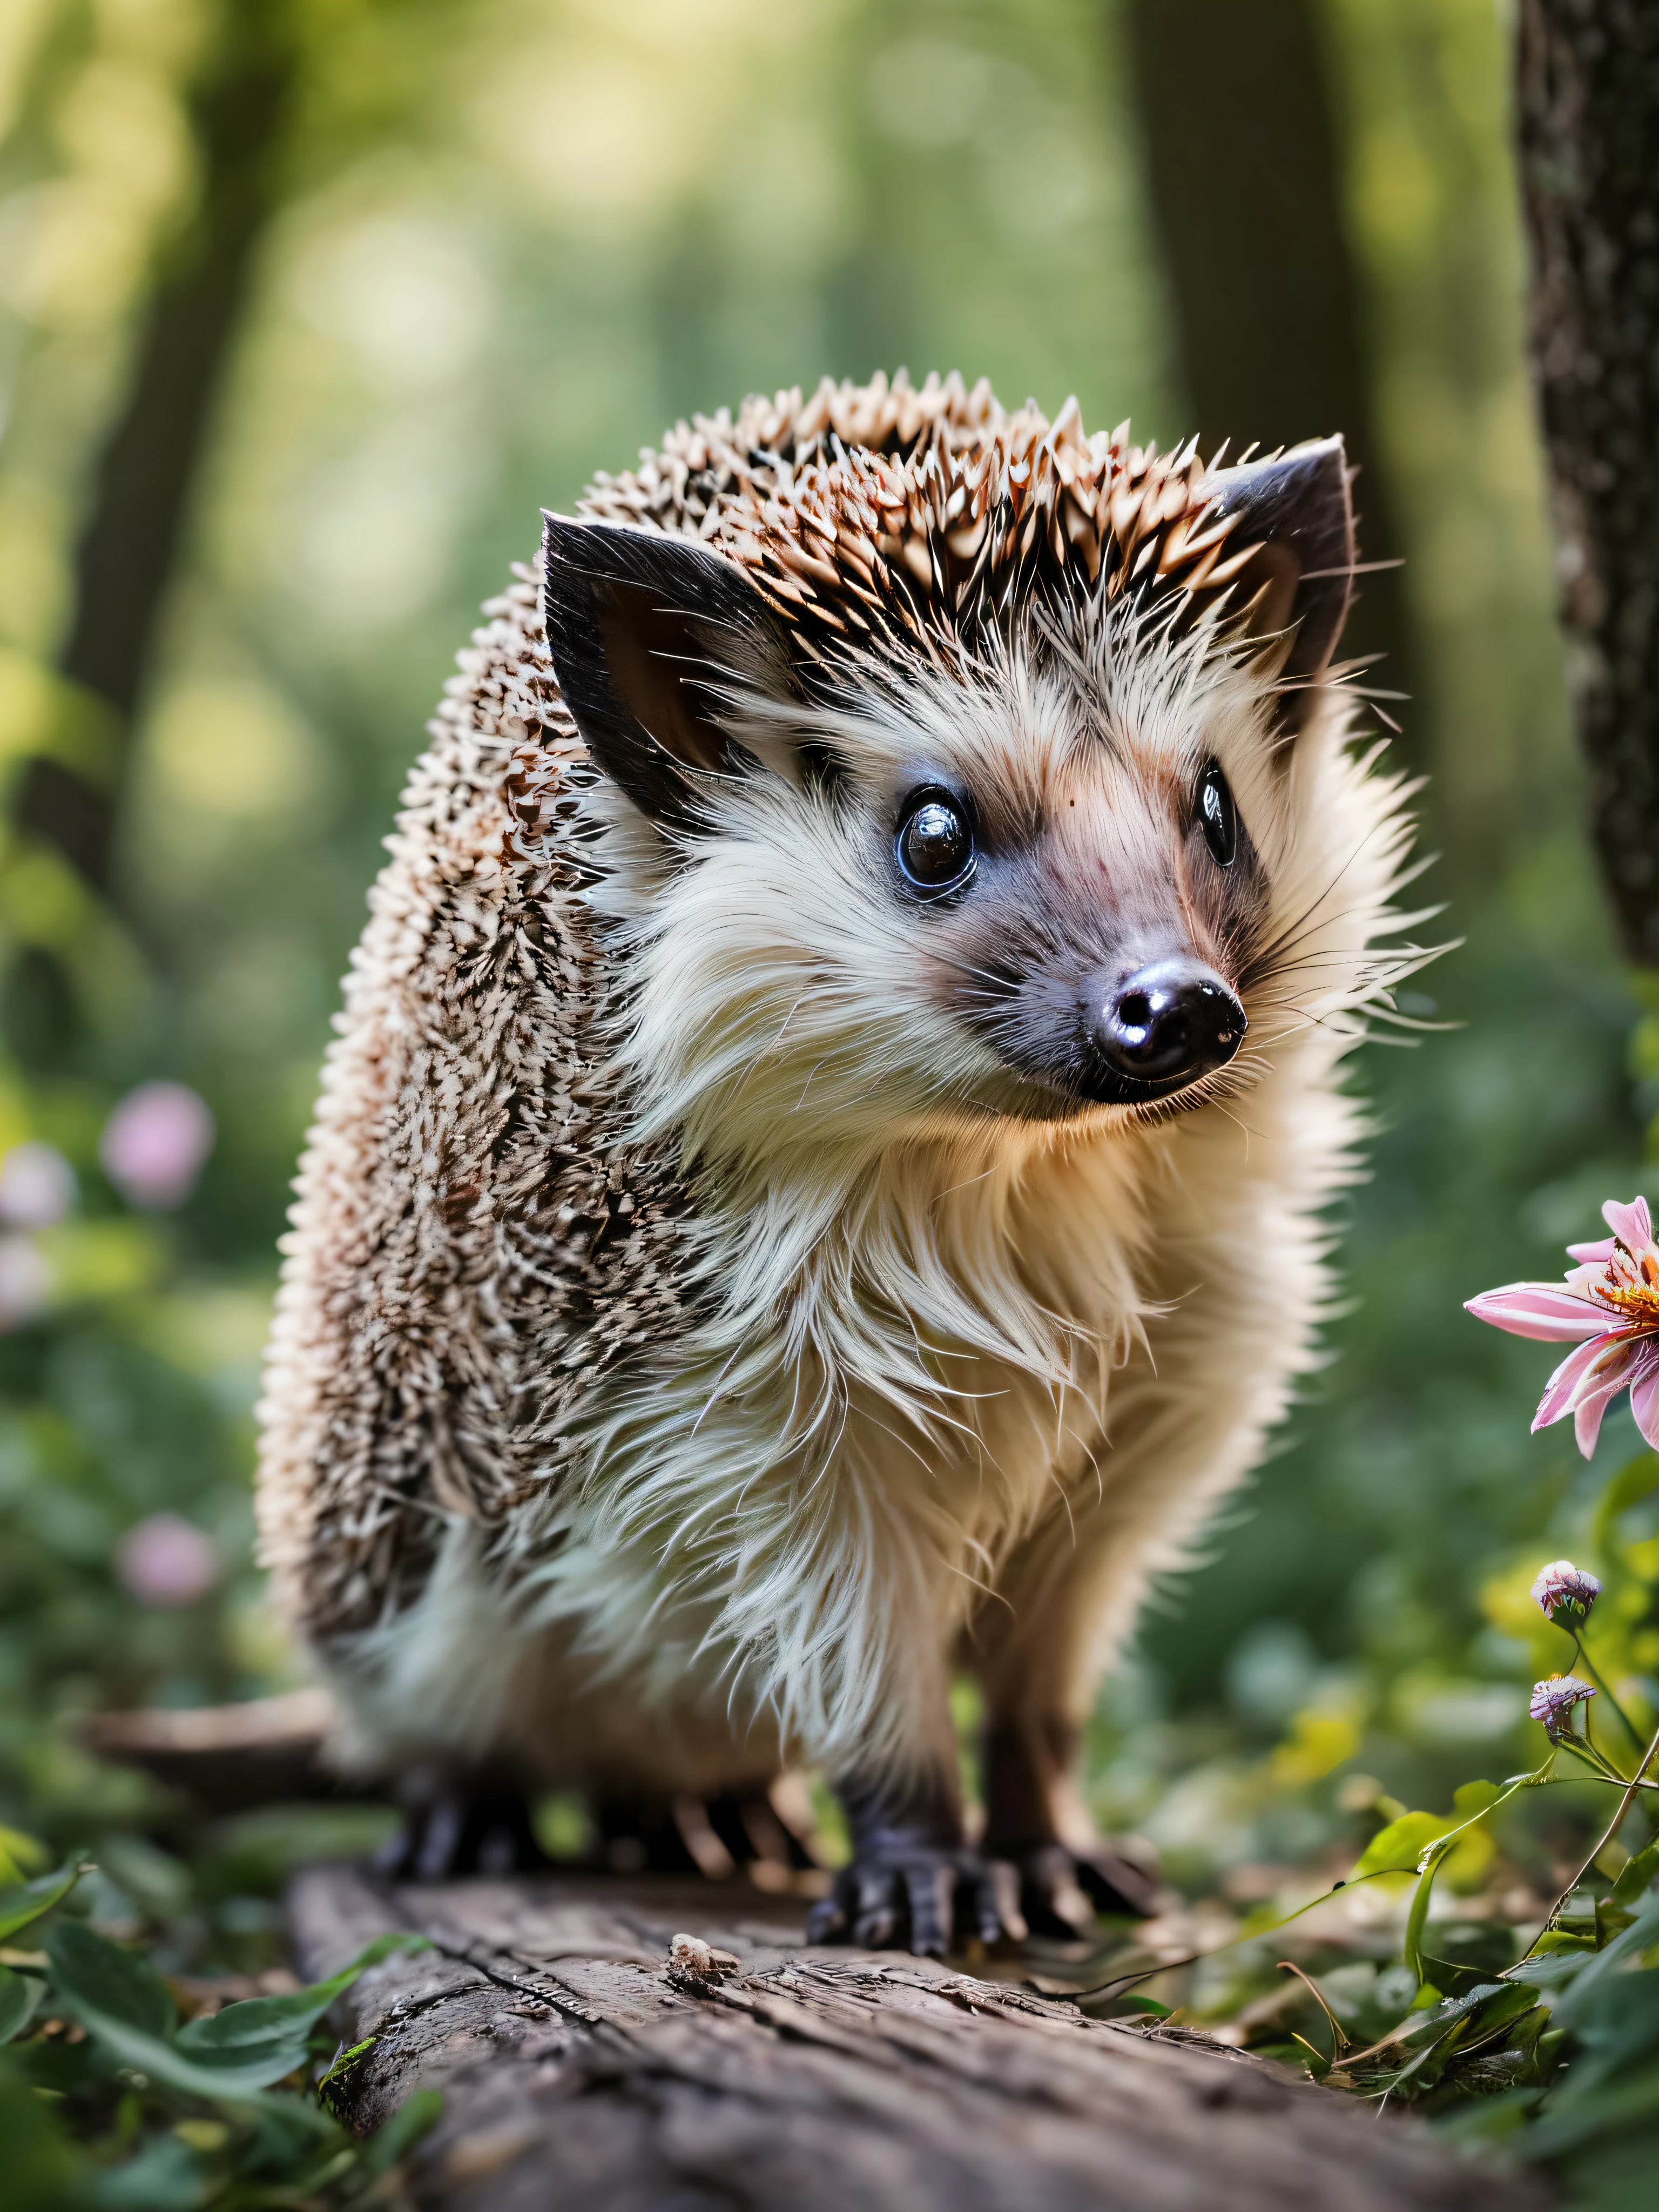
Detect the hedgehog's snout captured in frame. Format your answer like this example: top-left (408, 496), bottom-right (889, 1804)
top-left (1082, 956), bottom-right (1245, 1103)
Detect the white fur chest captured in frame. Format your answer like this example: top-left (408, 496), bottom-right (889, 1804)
top-left (495, 1022), bottom-right (1343, 1783)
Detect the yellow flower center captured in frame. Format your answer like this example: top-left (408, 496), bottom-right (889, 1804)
top-left (1593, 1246), bottom-right (1659, 1328)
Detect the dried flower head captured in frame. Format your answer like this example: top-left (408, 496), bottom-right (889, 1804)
top-left (1529, 1671), bottom-right (1596, 1741)
top-left (1466, 1196), bottom-right (1659, 1456)
top-left (1530, 1560), bottom-right (1602, 1623)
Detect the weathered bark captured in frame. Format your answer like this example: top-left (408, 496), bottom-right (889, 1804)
top-left (1123, 0), bottom-right (1415, 741)
top-left (288, 1863), bottom-right (1547, 2210)
top-left (1516, 0), bottom-right (1659, 963)
top-left (15, 7), bottom-right (297, 895)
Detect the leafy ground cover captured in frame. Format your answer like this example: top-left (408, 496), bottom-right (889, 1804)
top-left (0, 1839), bottom-right (437, 2210)
top-left (1070, 1421), bottom-right (1659, 2206)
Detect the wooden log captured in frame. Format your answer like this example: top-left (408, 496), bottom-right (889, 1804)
top-left (81, 1691), bottom-right (348, 1813)
top-left (288, 1863), bottom-right (1548, 2211)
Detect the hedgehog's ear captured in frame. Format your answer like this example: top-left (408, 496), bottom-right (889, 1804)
top-left (540, 516), bottom-right (793, 825)
top-left (1199, 437), bottom-right (1354, 731)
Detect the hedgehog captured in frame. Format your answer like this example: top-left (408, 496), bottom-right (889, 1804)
top-left (254, 369), bottom-right (1422, 1953)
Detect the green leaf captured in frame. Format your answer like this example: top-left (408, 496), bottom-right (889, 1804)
top-left (1451, 1983), bottom-right (1543, 2048)
top-left (1545, 1886), bottom-right (1659, 2026)
top-left (0, 1860), bottom-right (85, 1943)
top-left (1400, 1829), bottom-right (1457, 1992)
top-left (0, 1964), bottom-right (45, 2042)
top-left (174, 1931), bottom-right (428, 2080)
top-left (1449, 1778), bottom-right (1504, 1820)
top-left (47, 1924), bottom-right (281, 2100)
top-left (88, 2136), bottom-right (210, 2211)
top-left (49, 1925), bottom-right (430, 2102)
top-left (1352, 1983), bottom-right (1545, 2107)
top-left (46, 1920), bottom-right (174, 2039)
top-left (1353, 1811), bottom-right (1449, 1877)
top-left (1612, 1837), bottom-right (1659, 1905)
top-left (0, 1827), bottom-right (47, 1883)
top-left (1414, 1952), bottom-right (1500, 2000)
top-left (1594, 1450), bottom-right (1659, 1550)
top-left (1511, 1948), bottom-right (1592, 1993)
top-left (50, 1995), bottom-right (289, 2102)
top-left (0, 2054), bottom-right (85, 2211)
top-left (1292, 2031), bottom-right (1331, 2080)
top-left (1353, 1776), bottom-right (1522, 1926)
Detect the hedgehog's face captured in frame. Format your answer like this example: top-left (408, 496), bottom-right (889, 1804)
top-left (821, 654), bottom-right (1266, 1120)
top-left (542, 441), bottom-right (1352, 1164)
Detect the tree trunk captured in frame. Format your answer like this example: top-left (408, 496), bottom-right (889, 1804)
top-left (287, 1862), bottom-right (1548, 2210)
top-left (14, 6), bottom-right (298, 896)
top-left (1122, 0), bottom-right (1415, 744)
top-left (1515, 0), bottom-right (1659, 965)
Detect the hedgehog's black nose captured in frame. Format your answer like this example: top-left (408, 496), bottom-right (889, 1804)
top-left (1086, 957), bottom-right (1245, 1097)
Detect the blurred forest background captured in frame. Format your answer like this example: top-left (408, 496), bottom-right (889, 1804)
top-left (0, 0), bottom-right (1649, 1917)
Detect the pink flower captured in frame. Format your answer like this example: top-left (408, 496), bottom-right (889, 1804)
top-left (114, 1513), bottom-right (220, 1608)
top-left (1466, 1196), bottom-right (1659, 1458)
top-left (1530, 1560), bottom-right (1602, 1622)
top-left (99, 1083), bottom-right (215, 1210)
top-left (1530, 1672), bottom-right (1595, 1742)
top-left (0, 1142), bottom-right (76, 1229)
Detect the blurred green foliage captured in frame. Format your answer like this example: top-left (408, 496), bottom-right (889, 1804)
top-left (0, 1852), bottom-right (439, 2207)
top-left (2, 0), bottom-right (1657, 2196)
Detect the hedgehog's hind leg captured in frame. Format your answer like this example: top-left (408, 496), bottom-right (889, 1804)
top-left (980, 1716), bottom-right (1159, 1933)
top-left (375, 1764), bottom-right (553, 1881)
top-left (968, 1505), bottom-right (1173, 1934)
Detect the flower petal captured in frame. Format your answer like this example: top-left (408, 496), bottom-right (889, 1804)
top-left (1466, 1283), bottom-right (1609, 1341)
top-left (1566, 1237), bottom-right (1618, 1264)
top-left (1533, 1332), bottom-right (1629, 1429)
top-left (1575, 1377), bottom-right (1629, 1458)
top-left (1602, 1196), bottom-right (1654, 1251)
top-left (1629, 1353), bottom-right (1659, 1449)
top-left (1563, 1338), bottom-right (1658, 1457)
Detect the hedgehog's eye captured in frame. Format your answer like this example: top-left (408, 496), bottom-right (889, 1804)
top-left (1196, 761), bottom-right (1237, 868)
top-left (896, 788), bottom-right (975, 895)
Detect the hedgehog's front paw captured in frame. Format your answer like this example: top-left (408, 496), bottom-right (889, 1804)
top-left (805, 1844), bottom-right (1026, 1956)
top-left (376, 1777), bottom-right (550, 1883)
top-left (1004, 1839), bottom-right (1160, 1936)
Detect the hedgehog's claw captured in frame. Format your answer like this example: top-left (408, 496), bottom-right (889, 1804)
top-left (805, 1845), bottom-right (1026, 1955)
top-left (376, 1781), bottom-right (550, 1883)
top-left (1004, 1839), bottom-right (1160, 1936)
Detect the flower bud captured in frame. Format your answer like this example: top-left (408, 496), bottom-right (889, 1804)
top-left (1529, 1671), bottom-right (1596, 1741)
top-left (1530, 1560), bottom-right (1602, 1624)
